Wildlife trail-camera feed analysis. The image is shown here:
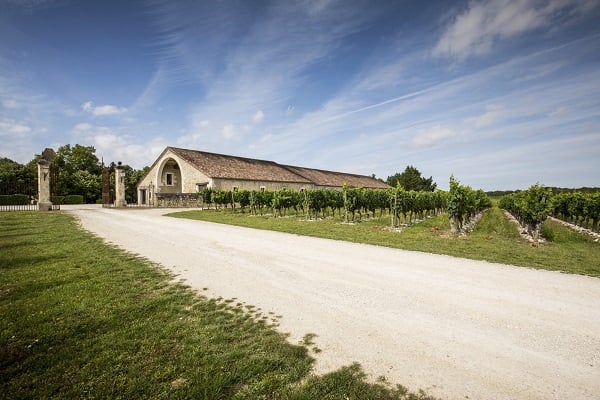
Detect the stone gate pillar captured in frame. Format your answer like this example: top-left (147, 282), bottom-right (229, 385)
top-left (37, 160), bottom-right (52, 211)
top-left (37, 148), bottom-right (55, 211)
top-left (114, 162), bottom-right (126, 208)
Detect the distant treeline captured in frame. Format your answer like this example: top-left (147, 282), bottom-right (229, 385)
top-left (487, 187), bottom-right (600, 197)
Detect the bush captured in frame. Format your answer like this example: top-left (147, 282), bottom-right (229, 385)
top-left (63, 195), bottom-right (84, 204)
top-left (0, 194), bottom-right (29, 205)
top-left (51, 196), bottom-right (65, 205)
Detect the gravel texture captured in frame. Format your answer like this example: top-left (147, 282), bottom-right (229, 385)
top-left (68, 206), bottom-right (600, 400)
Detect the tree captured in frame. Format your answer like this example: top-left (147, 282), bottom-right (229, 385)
top-left (386, 166), bottom-right (436, 191)
top-left (71, 170), bottom-right (101, 204)
top-left (0, 157), bottom-right (37, 196)
top-left (54, 144), bottom-right (102, 201)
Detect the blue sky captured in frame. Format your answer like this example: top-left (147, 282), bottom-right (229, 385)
top-left (1, 0), bottom-right (599, 190)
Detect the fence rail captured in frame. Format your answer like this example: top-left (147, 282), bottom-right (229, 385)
top-left (0, 204), bottom-right (61, 212)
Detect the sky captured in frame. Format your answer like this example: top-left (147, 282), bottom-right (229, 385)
top-left (1, 0), bottom-right (599, 191)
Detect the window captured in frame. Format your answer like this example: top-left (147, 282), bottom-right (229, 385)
top-left (166, 173), bottom-right (173, 186)
top-left (260, 186), bottom-right (266, 192)
top-left (233, 186), bottom-right (239, 192)
top-left (196, 183), bottom-right (207, 192)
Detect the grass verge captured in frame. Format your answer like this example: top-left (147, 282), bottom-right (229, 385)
top-left (0, 212), bottom-right (437, 400)
top-left (169, 207), bottom-right (600, 277)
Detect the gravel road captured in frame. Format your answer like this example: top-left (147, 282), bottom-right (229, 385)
top-left (68, 206), bottom-right (600, 400)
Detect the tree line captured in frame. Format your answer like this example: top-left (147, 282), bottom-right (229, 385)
top-left (0, 144), bottom-right (148, 204)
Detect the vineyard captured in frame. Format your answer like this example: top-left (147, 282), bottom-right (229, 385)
top-left (199, 176), bottom-right (492, 235)
top-left (198, 180), bottom-right (600, 245)
top-left (500, 186), bottom-right (600, 240)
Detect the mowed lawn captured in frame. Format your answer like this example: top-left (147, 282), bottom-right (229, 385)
top-left (0, 212), bottom-right (437, 400)
top-left (170, 207), bottom-right (600, 277)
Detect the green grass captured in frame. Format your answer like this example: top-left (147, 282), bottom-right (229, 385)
top-left (169, 207), bottom-right (600, 277)
top-left (0, 212), bottom-right (437, 400)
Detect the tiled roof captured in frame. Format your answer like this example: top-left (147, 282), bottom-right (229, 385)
top-left (283, 165), bottom-right (389, 189)
top-left (168, 147), bottom-right (390, 189)
top-left (169, 147), bottom-right (311, 183)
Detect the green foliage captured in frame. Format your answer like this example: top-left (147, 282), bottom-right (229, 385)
top-left (63, 194), bottom-right (84, 204)
top-left (540, 221), bottom-right (555, 242)
top-left (203, 186), bottom-right (448, 226)
top-left (386, 166), bottom-right (437, 192)
top-left (54, 144), bottom-right (101, 200)
top-left (0, 157), bottom-right (37, 196)
top-left (551, 191), bottom-right (600, 231)
top-left (500, 185), bottom-right (554, 239)
top-left (71, 170), bottom-right (101, 203)
top-left (123, 165), bottom-right (150, 203)
top-left (51, 195), bottom-right (65, 204)
top-left (389, 187), bottom-right (448, 227)
top-left (447, 176), bottom-right (491, 234)
top-left (0, 194), bottom-right (29, 205)
top-left (0, 147), bottom-right (149, 205)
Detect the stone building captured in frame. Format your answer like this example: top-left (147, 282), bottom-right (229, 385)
top-left (136, 147), bottom-right (389, 207)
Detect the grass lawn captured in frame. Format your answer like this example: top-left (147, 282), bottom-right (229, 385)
top-left (0, 212), bottom-right (436, 400)
top-left (169, 207), bottom-right (600, 277)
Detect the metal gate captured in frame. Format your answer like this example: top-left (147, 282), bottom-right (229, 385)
top-left (101, 164), bottom-right (113, 207)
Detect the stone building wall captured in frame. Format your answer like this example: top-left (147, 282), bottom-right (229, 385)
top-left (156, 193), bottom-right (203, 208)
top-left (210, 178), bottom-right (311, 192)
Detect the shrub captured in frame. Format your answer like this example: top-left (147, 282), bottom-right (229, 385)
top-left (0, 194), bottom-right (29, 205)
top-left (51, 195), bottom-right (65, 205)
top-left (63, 195), bottom-right (84, 204)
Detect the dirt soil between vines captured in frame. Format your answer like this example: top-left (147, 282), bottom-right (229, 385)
top-left (67, 206), bottom-right (600, 400)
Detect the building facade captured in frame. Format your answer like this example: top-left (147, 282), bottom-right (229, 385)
top-left (137, 147), bottom-right (389, 207)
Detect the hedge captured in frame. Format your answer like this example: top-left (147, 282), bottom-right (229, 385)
top-left (63, 195), bottom-right (84, 204)
top-left (0, 194), bottom-right (29, 205)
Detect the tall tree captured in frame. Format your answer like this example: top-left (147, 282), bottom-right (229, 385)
top-left (386, 166), bottom-right (437, 191)
top-left (0, 157), bottom-right (37, 196)
top-left (54, 144), bottom-right (101, 199)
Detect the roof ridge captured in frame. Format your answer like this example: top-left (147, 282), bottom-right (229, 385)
top-left (283, 164), bottom-right (376, 179)
top-left (169, 146), bottom-right (279, 166)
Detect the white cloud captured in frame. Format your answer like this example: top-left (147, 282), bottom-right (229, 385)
top-left (253, 110), bottom-right (265, 123)
top-left (94, 133), bottom-right (126, 150)
top-left (413, 125), bottom-right (457, 147)
top-left (432, 0), bottom-right (592, 60)
top-left (222, 124), bottom-right (235, 140)
top-left (2, 99), bottom-right (21, 109)
top-left (73, 122), bottom-right (92, 133)
top-left (0, 119), bottom-right (32, 136)
top-left (81, 100), bottom-right (128, 116)
top-left (464, 104), bottom-right (504, 129)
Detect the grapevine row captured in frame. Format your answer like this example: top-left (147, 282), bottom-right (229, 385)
top-left (447, 176), bottom-right (492, 234)
top-left (200, 186), bottom-right (449, 224)
top-left (500, 187), bottom-right (600, 236)
top-left (201, 177), bottom-right (491, 234)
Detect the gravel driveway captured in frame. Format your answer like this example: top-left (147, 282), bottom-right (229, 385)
top-left (68, 206), bottom-right (600, 400)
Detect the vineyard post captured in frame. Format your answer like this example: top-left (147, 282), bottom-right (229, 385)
top-left (391, 190), bottom-right (397, 228)
top-left (343, 183), bottom-right (348, 223)
top-left (304, 189), bottom-right (309, 221)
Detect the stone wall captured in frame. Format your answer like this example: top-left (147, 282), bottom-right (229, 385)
top-left (156, 193), bottom-right (203, 208)
top-left (211, 178), bottom-right (311, 192)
